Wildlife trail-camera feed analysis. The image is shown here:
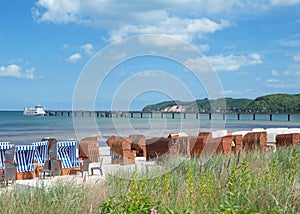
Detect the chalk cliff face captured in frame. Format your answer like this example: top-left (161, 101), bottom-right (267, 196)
top-left (162, 105), bottom-right (186, 112)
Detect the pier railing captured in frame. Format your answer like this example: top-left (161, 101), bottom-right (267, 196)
top-left (45, 110), bottom-right (299, 121)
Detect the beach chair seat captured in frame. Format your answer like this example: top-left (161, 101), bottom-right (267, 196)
top-left (91, 158), bottom-right (103, 176)
top-left (74, 159), bottom-right (90, 177)
top-left (40, 159), bottom-right (61, 179)
top-left (40, 160), bottom-right (53, 179)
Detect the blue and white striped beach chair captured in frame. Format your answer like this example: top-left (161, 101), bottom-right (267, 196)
top-left (32, 141), bottom-right (49, 166)
top-left (57, 141), bottom-right (79, 169)
top-left (0, 142), bottom-right (14, 168)
top-left (0, 142), bottom-right (10, 146)
top-left (14, 145), bottom-right (36, 173)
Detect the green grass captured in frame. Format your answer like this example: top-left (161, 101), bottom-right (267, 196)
top-left (101, 147), bottom-right (300, 213)
top-left (0, 147), bottom-right (299, 213)
top-left (0, 181), bottom-right (106, 214)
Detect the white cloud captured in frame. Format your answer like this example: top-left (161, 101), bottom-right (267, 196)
top-left (80, 43), bottom-right (94, 55)
top-left (24, 68), bottom-right (36, 79)
top-left (283, 70), bottom-right (292, 75)
top-left (265, 78), bottom-right (298, 88)
top-left (61, 44), bottom-right (69, 50)
top-left (67, 53), bottom-right (82, 63)
top-left (113, 52), bottom-right (127, 60)
top-left (223, 90), bottom-right (234, 95)
top-left (32, 0), bottom-right (300, 32)
top-left (224, 45), bottom-right (236, 50)
top-left (0, 64), bottom-right (36, 79)
top-left (136, 71), bottom-right (167, 78)
top-left (184, 56), bottom-right (213, 73)
top-left (207, 53), bottom-right (263, 71)
top-left (293, 53), bottom-right (300, 62)
top-left (110, 17), bottom-right (230, 43)
top-left (33, 0), bottom-right (240, 25)
top-left (32, 0), bottom-right (299, 48)
top-left (279, 34), bottom-right (300, 48)
top-left (270, 0), bottom-right (300, 6)
top-left (283, 69), bottom-right (300, 76)
top-left (271, 70), bottom-right (280, 76)
top-left (267, 78), bottom-right (279, 83)
top-left (33, 0), bottom-right (233, 44)
top-left (196, 44), bottom-right (210, 52)
top-left (181, 44), bottom-right (210, 52)
top-left (32, 0), bottom-right (81, 24)
top-left (139, 35), bottom-right (184, 47)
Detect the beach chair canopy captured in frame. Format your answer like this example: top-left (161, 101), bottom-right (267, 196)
top-left (57, 141), bottom-right (79, 168)
top-left (32, 141), bottom-right (49, 166)
top-left (0, 143), bottom-right (15, 168)
top-left (14, 145), bottom-right (36, 173)
top-left (0, 142), bottom-right (11, 146)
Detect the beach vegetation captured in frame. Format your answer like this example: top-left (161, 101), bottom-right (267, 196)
top-left (0, 147), bottom-right (298, 213)
top-left (100, 146), bottom-right (299, 213)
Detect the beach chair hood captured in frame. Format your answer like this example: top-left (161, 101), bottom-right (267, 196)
top-left (33, 141), bottom-right (49, 166)
top-left (57, 141), bottom-right (79, 168)
top-left (14, 145), bottom-right (36, 173)
top-left (0, 142), bottom-right (15, 168)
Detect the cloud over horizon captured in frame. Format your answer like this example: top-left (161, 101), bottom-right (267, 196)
top-left (208, 53), bottom-right (263, 71)
top-left (0, 64), bottom-right (36, 79)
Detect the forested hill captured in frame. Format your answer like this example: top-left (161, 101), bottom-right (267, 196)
top-left (142, 94), bottom-right (300, 113)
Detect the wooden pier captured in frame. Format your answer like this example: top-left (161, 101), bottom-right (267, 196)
top-left (45, 110), bottom-right (298, 121)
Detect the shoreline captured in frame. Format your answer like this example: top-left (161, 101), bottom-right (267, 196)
top-left (2, 111), bottom-right (300, 145)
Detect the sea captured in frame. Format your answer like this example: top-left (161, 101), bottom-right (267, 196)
top-left (1, 111), bottom-right (300, 145)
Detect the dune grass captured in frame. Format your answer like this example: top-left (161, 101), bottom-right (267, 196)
top-left (0, 147), bottom-right (299, 213)
top-left (101, 147), bottom-right (299, 213)
top-left (0, 180), bottom-right (107, 214)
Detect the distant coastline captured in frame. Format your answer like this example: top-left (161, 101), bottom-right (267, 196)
top-left (142, 93), bottom-right (300, 113)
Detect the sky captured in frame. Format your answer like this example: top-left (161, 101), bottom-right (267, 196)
top-left (0, 0), bottom-right (300, 110)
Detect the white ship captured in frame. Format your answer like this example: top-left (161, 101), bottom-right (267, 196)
top-left (23, 105), bottom-right (46, 116)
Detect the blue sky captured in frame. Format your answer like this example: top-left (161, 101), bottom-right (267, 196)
top-left (1, 0), bottom-right (300, 110)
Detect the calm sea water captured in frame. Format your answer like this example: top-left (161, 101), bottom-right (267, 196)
top-left (0, 111), bottom-right (299, 145)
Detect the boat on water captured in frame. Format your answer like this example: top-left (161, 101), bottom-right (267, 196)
top-left (23, 105), bottom-right (46, 116)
